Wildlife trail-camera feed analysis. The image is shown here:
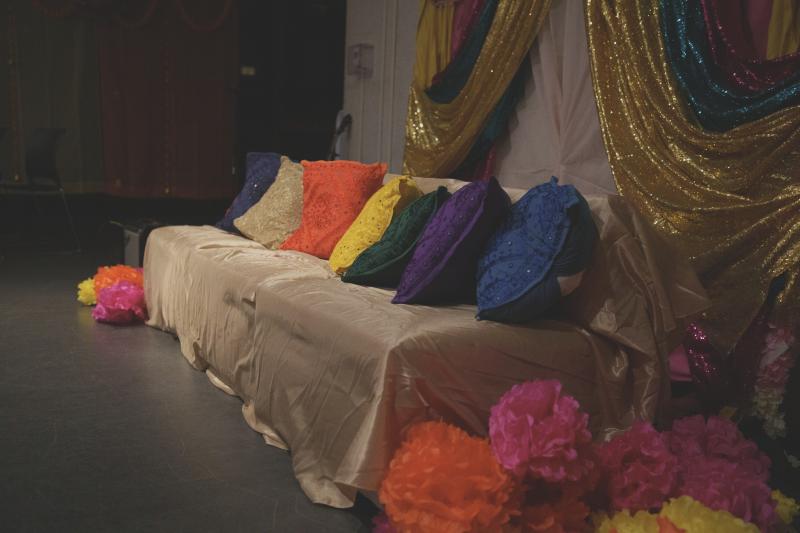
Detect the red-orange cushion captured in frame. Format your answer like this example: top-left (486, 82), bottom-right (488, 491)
top-left (279, 160), bottom-right (388, 258)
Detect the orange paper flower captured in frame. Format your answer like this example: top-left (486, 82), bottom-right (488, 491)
top-left (379, 421), bottom-right (518, 533)
top-left (94, 265), bottom-right (144, 293)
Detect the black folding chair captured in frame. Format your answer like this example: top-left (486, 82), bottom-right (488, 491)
top-left (0, 128), bottom-right (81, 252)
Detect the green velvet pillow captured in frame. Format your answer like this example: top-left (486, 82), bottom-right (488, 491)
top-left (342, 186), bottom-right (451, 288)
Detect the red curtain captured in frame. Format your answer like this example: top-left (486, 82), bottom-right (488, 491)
top-left (97, 0), bottom-right (238, 198)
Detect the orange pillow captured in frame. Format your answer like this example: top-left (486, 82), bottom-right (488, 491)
top-left (279, 160), bottom-right (387, 258)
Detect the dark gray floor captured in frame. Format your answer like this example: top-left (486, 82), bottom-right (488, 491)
top-left (0, 250), bottom-right (377, 533)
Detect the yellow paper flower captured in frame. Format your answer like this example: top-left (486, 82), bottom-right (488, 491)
top-left (773, 490), bottom-right (800, 525)
top-left (77, 278), bottom-right (96, 306)
top-left (594, 510), bottom-right (660, 533)
top-left (659, 496), bottom-right (759, 533)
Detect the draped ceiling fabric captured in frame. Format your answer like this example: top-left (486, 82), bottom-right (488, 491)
top-left (494, 0), bottom-right (615, 196)
top-left (663, 0), bottom-right (800, 132)
top-left (586, 0), bottom-right (800, 352)
top-left (97, 0), bottom-right (237, 198)
top-left (702, 0), bottom-right (800, 93)
top-left (767, 0), bottom-right (800, 59)
top-left (403, 0), bottom-right (552, 178)
top-left (451, 0), bottom-right (484, 56)
top-left (413, 0), bottom-right (453, 90)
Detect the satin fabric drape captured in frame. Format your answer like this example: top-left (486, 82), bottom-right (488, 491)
top-left (403, 0), bottom-right (552, 178)
top-left (662, 0), bottom-right (800, 132)
top-left (767, 0), bottom-right (800, 59)
top-left (451, 0), bottom-right (484, 57)
top-left (586, 0), bottom-right (800, 352)
top-left (745, 0), bottom-right (774, 59)
top-left (495, 0), bottom-right (615, 195)
top-left (413, 0), bottom-right (453, 89)
top-left (450, 0), bottom-right (495, 181)
top-left (701, 0), bottom-right (800, 92)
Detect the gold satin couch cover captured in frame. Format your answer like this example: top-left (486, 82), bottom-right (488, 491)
top-left (586, 0), bottom-right (800, 351)
top-left (144, 185), bottom-right (706, 508)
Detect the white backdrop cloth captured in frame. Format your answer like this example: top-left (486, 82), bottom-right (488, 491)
top-left (495, 0), bottom-right (617, 195)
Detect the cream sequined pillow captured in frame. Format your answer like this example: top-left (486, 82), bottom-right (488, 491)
top-left (234, 156), bottom-right (304, 248)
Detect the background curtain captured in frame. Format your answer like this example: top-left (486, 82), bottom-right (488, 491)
top-left (0, 0), bottom-right (103, 192)
top-left (97, 0), bottom-right (237, 198)
top-left (494, 0), bottom-right (615, 195)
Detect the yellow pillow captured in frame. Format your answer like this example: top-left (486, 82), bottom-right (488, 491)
top-left (329, 175), bottom-right (422, 274)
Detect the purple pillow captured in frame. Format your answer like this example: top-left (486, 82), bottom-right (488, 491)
top-left (216, 152), bottom-right (281, 233)
top-left (393, 177), bottom-right (510, 305)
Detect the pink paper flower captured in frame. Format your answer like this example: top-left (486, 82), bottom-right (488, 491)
top-left (597, 421), bottom-right (678, 512)
top-left (677, 456), bottom-right (776, 531)
top-left (489, 380), bottom-right (594, 483)
top-left (666, 415), bottom-right (770, 481)
top-left (92, 280), bottom-right (148, 324)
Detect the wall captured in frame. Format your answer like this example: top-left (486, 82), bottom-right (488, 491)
top-left (343, 0), bottom-right (418, 173)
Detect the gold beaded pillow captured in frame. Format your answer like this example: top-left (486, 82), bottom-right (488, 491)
top-left (329, 175), bottom-right (422, 275)
top-left (234, 156), bottom-right (304, 249)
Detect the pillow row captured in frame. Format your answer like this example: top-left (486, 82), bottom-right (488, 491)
top-left (342, 176), bottom-right (598, 322)
top-left (220, 156), bottom-right (597, 323)
top-left (227, 157), bottom-right (388, 256)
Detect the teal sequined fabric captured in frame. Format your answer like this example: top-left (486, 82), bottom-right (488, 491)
top-left (342, 187), bottom-right (450, 288)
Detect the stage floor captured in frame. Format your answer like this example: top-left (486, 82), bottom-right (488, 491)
top-left (0, 249), bottom-right (376, 532)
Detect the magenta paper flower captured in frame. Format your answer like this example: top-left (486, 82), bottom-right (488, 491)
top-left (666, 415), bottom-right (770, 481)
top-left (597, 421), bottom-right (678, 512)
top-left (489, 380), bottom-right (594, 483)
top-left (678, 456), bottom-right (777, 531)
top-left (92, 280), bottom-right (148, 324)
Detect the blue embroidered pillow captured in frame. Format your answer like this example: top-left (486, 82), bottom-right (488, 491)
top-left (216, 152), bottom-right (282, 233)
top-left (476, 177), bottom-right (597, 322)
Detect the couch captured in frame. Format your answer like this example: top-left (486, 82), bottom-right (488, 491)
top-left (143, 176), bottom-right (708, 508)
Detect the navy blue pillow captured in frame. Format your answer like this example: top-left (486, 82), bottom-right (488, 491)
top-left (216, 152), bottom-right (281, 233)
top-left (476, 178), bottom-right (597, 323)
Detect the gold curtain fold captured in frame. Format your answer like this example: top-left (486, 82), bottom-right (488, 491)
top-left (767, 0), bottom-right (800, 59)
top-left (585, 0), bottom-right (800, 352)
top-left (413, 0), bottom-right (454, 89)
top-left (403, 0), bottom-right (552, 178)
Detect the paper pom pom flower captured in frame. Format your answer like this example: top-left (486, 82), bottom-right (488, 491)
top-left (659, 496), bottom-right (759, 533)
top-left (92, 280), bottom-right (148, 324)
top-left (597, 421), bottom-right (678, 512)
top-left (371, 513), bottom-right (396, 533)
top-left (489, 380), bottom-right (594, 483)
top-left (379, 421), bottom-right (518, 533)
top-left (676, 456), bottom-right (775, 530)
top-left (77, 278), bottom-right (96, 306)
top-left (666, 415), bottom-right (770, 481)
top-left (594, 510), bottom-right (661, 533)
top-left (773, 490), bottom-right (800, 525)
top-left (94, 265), bottom-right (144, 293)
top-left (519, 494), bottom-right (589, 533)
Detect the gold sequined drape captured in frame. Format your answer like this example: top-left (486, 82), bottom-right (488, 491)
top-left (767, 0), bottom-right (800, 59)
top-left (413, 0), bottom-right (454, 89)
top-left (586, 0), bottom-right (800, 351)
top-left (403, 0), bottom-right (552, 178)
